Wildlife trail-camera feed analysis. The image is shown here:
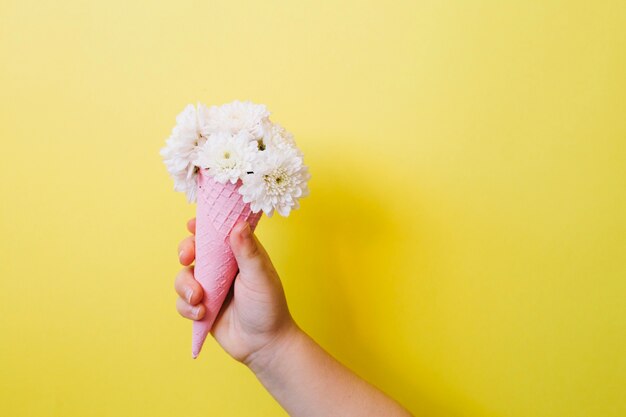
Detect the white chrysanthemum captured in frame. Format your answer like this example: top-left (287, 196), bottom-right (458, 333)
top-left (194, 131), bottom-right (258, 184)
top-left (239, 147), bottom-right (310, 217)
top-left (257, 120), bottom-right (301, 154)
top-left (160, 103), bottom-right (210, 202)
top-left (202, 100), bottom-right (270, 139)
top-left (171, 165), bottom-right (199, 203)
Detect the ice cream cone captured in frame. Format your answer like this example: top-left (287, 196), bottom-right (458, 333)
top-left (192, 169), bottom-right (262, 358)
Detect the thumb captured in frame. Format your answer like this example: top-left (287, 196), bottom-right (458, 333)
top-left (229, 221), bottom-right (275, 284)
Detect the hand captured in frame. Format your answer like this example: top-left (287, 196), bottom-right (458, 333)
top-left (174, 218), bottom-right (297, 366)
top-left (174, 219), bottom-right (413, 416)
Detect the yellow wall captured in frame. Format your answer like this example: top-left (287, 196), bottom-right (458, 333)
top-left (1, 1), bottom-right (624, 416)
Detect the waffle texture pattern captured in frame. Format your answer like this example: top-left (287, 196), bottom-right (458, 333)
top-left (192, 169), bottom-right (262, 358)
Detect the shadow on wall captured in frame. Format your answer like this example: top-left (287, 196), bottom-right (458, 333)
top-left (268, 160), bottom-right (492, 417)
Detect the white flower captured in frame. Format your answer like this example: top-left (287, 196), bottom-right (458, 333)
top-left (239, 146), bottom-right (310, 217)
top-left (161, 101), bottom-right (310, 211)
top-left (202, 100), bottom-right (270, 139)
top-left (257, 120), bottom-right (301, 154)
top-left (160, 103), bottom-right (210, 202)
top-left (171, 165), bottom-right (199, 203)
top-left (194, 131), bottom-right (258, 184)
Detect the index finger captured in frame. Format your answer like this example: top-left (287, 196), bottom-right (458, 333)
top-left (187, 218), bottom-right (196, 235)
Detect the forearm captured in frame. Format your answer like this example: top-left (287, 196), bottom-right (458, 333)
top-left (247, 323), bottom-right (413, 417)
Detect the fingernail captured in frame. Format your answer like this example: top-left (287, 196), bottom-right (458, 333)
top-left (185, 287), bottom-right (194, 303)
top-left (179, 250), bottom-right (184, 259)
top-left (240, 222), bottom-right (251, 239)
top-left (191, 306), bottom-right (201, 318)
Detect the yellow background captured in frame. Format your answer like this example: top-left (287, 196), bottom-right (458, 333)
top-left (1, 1), bottom-right (624, 416)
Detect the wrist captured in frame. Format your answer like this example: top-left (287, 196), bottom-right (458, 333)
top-left (244, 318), bottom-right (303, 377)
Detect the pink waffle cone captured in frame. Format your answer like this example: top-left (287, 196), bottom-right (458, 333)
top-left (192, 169), bottom-right (262, 358)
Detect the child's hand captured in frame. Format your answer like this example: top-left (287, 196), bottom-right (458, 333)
top-left (174, 218), bottom-right (413, 416)
top-left (174, 218), bottom-right (296, 366)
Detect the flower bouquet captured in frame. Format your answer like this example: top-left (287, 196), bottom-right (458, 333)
top-left (160, 100), bottom-right (310, 358)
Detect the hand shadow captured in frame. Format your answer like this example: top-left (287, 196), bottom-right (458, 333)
top-left (258, 162), bottom-right (497, 416)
